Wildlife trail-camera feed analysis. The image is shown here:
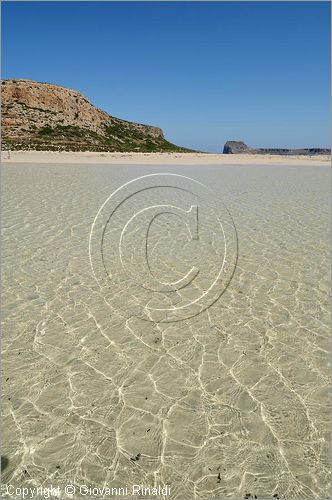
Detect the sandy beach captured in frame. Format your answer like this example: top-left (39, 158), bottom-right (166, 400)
top-left (2, 0), bottom-right (330, 497)
top-left (2, 150), bottom-right (331, 165)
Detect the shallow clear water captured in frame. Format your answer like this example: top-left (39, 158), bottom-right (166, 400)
top-left (1, 163), bottom-right (330, 499)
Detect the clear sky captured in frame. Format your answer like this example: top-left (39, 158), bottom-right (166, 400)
top-left (2, 1), bottom-right (330, 152)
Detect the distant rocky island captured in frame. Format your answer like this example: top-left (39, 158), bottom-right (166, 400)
top-left (223, 140), bottom-right (330, 156)
top-left (2, 79), bottom-right (193, 152)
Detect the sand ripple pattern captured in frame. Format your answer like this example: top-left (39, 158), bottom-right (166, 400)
top-left (1, 163), bottom-right (330, 499)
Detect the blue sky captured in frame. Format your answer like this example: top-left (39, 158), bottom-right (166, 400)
top-left (2, 1), bottom-right (330, 152)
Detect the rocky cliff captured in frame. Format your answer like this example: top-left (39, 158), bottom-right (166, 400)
top-left (2, 79), bottom-right (192, 152)
top-left (223, 140), bottom-right (330, 156)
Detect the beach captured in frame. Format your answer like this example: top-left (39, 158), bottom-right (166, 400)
top-left (1, 150), bottom-right (331, 165)
top-left (1, 158), bottom-right (330, 498)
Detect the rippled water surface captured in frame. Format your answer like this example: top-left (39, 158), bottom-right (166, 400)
top-left (1, 163), bottom-right (330, 499)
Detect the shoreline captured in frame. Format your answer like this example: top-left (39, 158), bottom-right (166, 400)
top-left (1, 150), bottom-right (331, 166)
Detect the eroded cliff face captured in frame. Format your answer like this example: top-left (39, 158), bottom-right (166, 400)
top-left (2, 79), bottom-right (189, 152)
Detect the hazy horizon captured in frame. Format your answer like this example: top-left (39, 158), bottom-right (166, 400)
top-left (2, 1), bottom-right (331, 152)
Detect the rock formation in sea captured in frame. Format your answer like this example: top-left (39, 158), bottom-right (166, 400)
top-left (223, 140), bottom-right (330, 156)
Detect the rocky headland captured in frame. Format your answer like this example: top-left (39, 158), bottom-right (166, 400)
top-left (1, 79), bottom-right (193, 152)
top-left (223, 140), bottom-right (330, 156)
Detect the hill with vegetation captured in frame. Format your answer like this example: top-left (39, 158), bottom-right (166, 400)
top-left (2, 79), bottom-right (193, 153)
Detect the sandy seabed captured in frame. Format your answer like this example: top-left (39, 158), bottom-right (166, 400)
top-left (1, 157), bottom-right (330, 499)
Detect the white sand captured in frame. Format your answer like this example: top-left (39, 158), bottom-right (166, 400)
top-left (2, 161), bottom-right (330, 497)
top-left (1, 150), bottom-right (331, 165)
